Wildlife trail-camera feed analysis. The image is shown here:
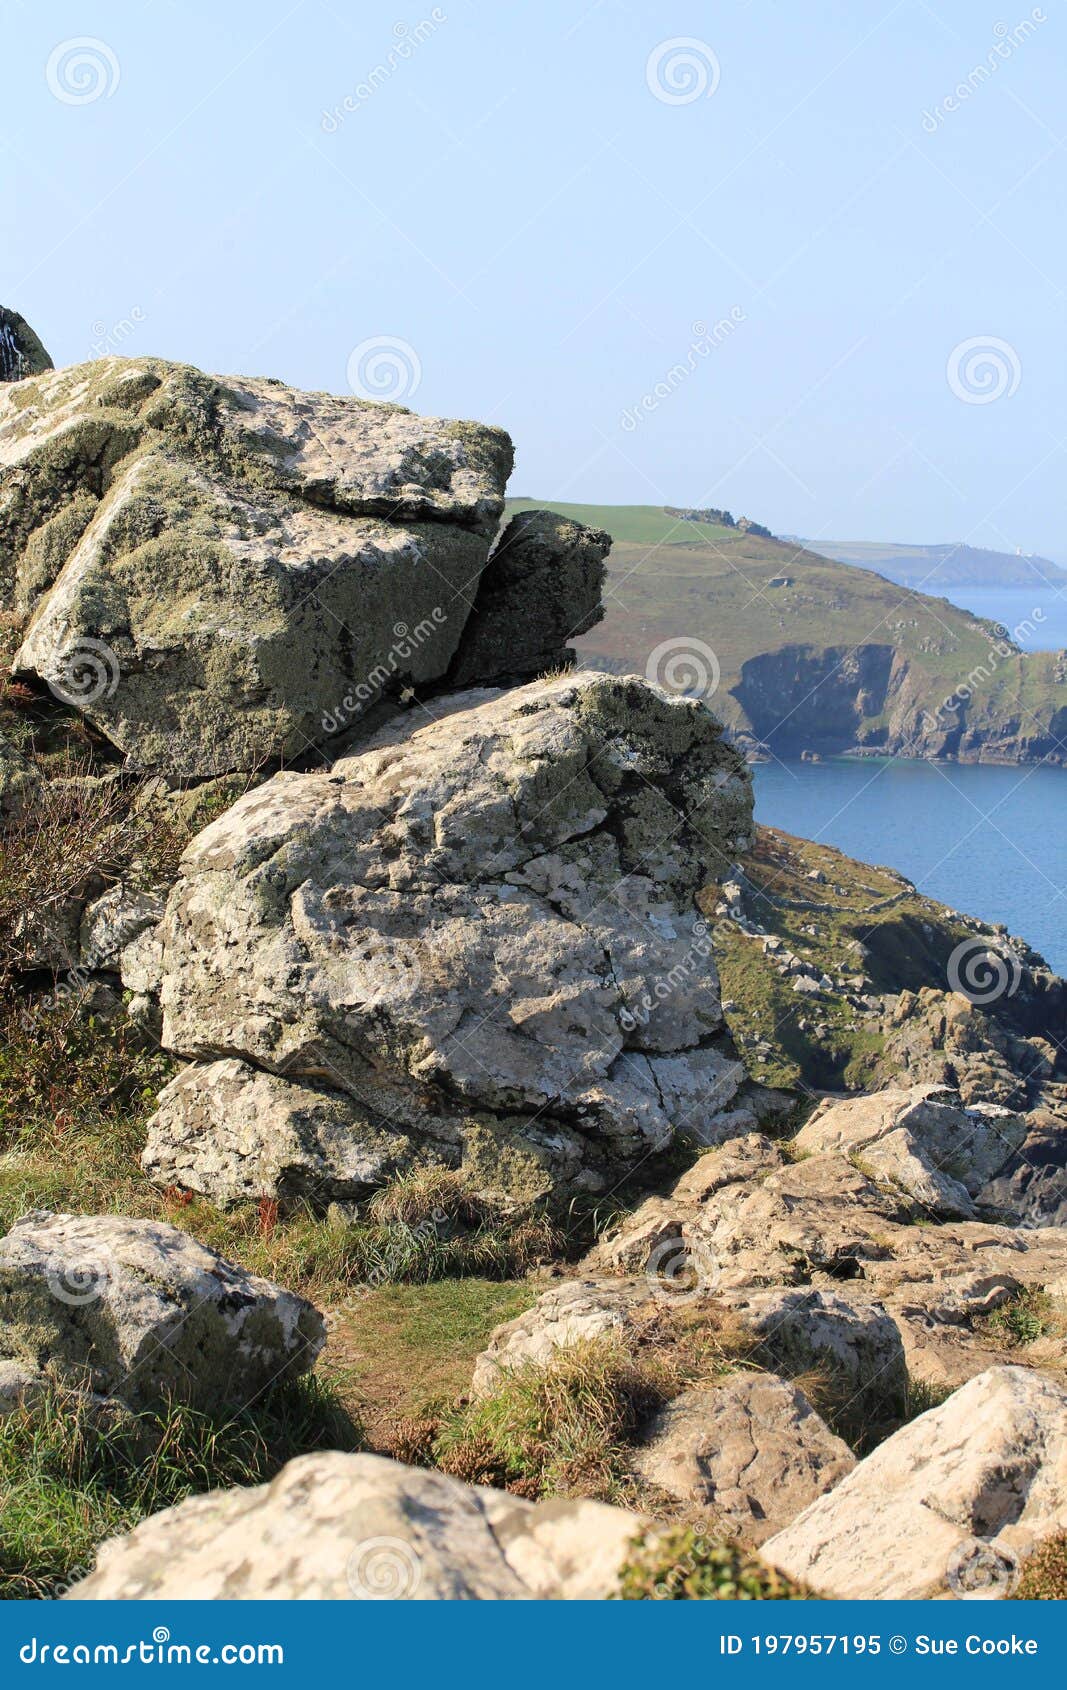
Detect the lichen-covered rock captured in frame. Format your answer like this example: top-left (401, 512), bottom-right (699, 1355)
top-left (151, 672), bottom-right (756, 1204)
top-left (634, 1373), bottom-right (855, 1543)
top-left (0, 307), bottom-right (52, 383)
top-left (794, 1084), bottom-right (1029, 1220)
top-left (449, 509), bottom-right (610, 686)
top-left (0, 1211), bottom-right (323, 1413)
top-left (79, 883), bottom-right (165, 973)
top-left (0, 733), bottom-right (39, 815)
top-left (143, 1058), bottom-right (416, 1210)
top-left (64, 1451), bottom-right (648, 1599)
top-left (763, 1367), bottom-right (1067, 1599)
top-left (2, 358), bottom-right (516, 773)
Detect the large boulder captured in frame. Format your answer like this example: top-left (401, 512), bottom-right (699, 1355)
top-left (634, 1373), bottom-right (855, 1543)
top-left (65, 1450), bottom-right (647, 1599)
top-left (763, 1367), bottom-right (1067, 1599)
top-left (1, 358), bottom-right (522, 773)
top-left (0, 1211), bottom-right (323, 1413)
top-left (720, 1287), bottom-right (908, 1415)
top-left (0, 306), bottom-right (52, 382)
top-left (149, 672), bottom-right (756, 1205)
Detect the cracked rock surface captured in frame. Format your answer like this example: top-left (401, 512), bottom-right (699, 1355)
top-left (149, 671), bottom-right (757, 1204)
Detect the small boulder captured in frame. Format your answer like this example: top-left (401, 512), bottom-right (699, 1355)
top-left (0, 1211), bottom-right (324, 1413)
top-left (471, 1278), bottom-right (651, 1397)
top-left (634, 1372), bottom-right (855, 1543)
top-left (723, 1287), bottom-right (907, 1413)
top-left (448, 508), bottom-right (610, 686)
top-left (764, 1366), bottom-right (1067, 1599)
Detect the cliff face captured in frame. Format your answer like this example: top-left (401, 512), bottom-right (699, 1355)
top-left (731, 641), bottom-right (1067, 764)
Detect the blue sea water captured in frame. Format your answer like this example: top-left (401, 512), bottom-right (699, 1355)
top-left (752, 757), bottom-right (1067, 976)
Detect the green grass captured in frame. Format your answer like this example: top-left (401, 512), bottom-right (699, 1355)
top-left (1011, 1533), bottom-right (1067, 1600)
top-left (504, 500), bottom-right (736, 547)
top-left (0, 1379), bottom-right (360, 1599)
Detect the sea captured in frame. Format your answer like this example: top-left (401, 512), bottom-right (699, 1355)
top-left (752, 583), bottom-right (1067, 975)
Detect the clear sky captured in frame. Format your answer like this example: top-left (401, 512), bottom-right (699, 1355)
top-left (3, 0), bottom-right (1064, 556)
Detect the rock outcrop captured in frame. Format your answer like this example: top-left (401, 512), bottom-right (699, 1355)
top-left (794, 1084), bottom-right (1029, 1220)
top-left (65, 1450), bottom-right (648, 1599)
top-left (588, 1130), bottom-right (1067, 1393)
top-left (763, 1367), bottom-right (1067, 1599)
top-left (147, 671), bottom-right (757, 1206)
top-left (0, 1211), bottom-right (324, 1413)
top-left (0, 307), bottom-right (52, 382)
top-left (2, 358), bottom-right (549, 774)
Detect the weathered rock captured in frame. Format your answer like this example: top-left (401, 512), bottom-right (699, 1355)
top-left (3, 358), bottom-right (517, 773)
top-left (152, 672), bottom-right (756, 1204)
top-left (79, 883), bottom-right (165, 973)
top-left (449, 509), bottom-right (610, 686)
top-left (976, 1107), bottom-right (1067, 1228)
top-left (634, 1373), bottom-right (855, 1543)
top-left (64, 1450), bottom-right (647, 1599)
top-left (0, 307), bottom-right (52, 383)
top-left (0, 1211), bottom-right (323, 1413)
top-left (143, 1059), bottom-right (416, 1210)
top-left (764, 1367), bottom-right (1067, 1599)
top-left (471, 1278), bottom-right (652, 1397)
top-left (795, 1084), bottom-right (1029, 1220)
top-left (721, 1287), bottom-right (908, 1413)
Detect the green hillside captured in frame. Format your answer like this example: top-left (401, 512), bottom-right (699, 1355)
top-left (506, 501), bottom-right (1067, 765)
top-left (504, 500), bottom-right (737, 548)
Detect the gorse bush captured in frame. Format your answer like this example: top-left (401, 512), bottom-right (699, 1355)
top-left (616, 1528), bottom-right (812, 1600)
top-left (1011, 1534), bottom-right (1067, 1600)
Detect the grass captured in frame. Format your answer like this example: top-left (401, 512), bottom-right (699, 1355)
top-left (0, 1378), bottom-right (360, 1599)
top-left (615, 1527), bottom-right (812, 1600)
top-left (503, 500), bottom-right (737, 548)
top-left (425, 1300), bottom-right (758, 1502)
top-left (973, 1286), bottom-right (1061, 1350)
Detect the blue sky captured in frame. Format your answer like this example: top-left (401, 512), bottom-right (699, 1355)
top-left (3, 0), bottom-right (1064, 556)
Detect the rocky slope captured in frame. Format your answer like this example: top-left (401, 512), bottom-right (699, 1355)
top-left (0, 341), bottom-right (1064, 1601)
top-left (508, 501), bottom-right (1067, 766)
